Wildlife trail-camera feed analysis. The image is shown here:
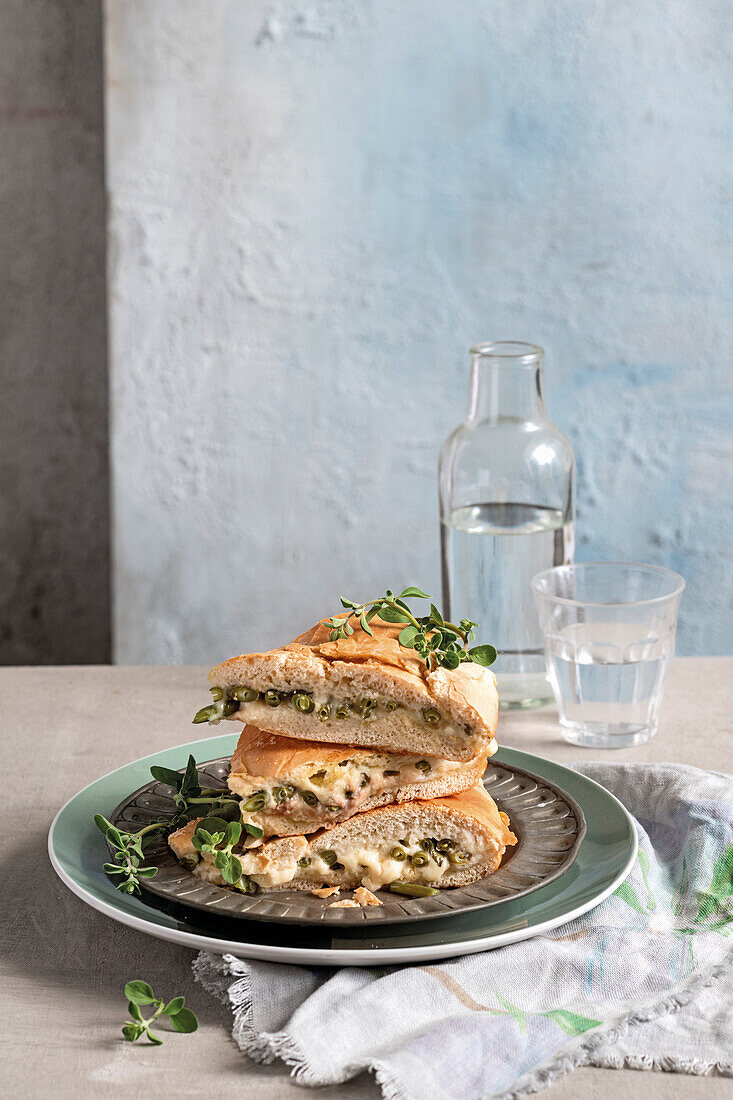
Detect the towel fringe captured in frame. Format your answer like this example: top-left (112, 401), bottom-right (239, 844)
top-left (194, 952), bottom-right (356, 1087)
top-left (497, 959), bottom-right (730, 1100)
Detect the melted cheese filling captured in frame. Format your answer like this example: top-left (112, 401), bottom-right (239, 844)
top-left (228, 751), bottom-right (475, 831)
top-left (233, 695), bottom-right (471, 745)
top-left (189, 827), bottom-right (498, 893)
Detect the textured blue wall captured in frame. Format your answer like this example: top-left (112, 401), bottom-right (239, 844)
top-left (107, 1), bottom-right (732, 661)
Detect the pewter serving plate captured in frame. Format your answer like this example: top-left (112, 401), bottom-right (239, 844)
top-left (107, 756), bottom-right (586, 926)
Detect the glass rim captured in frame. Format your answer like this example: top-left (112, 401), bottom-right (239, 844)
top-left (469, 340), bottom-right (544, 364)
top-left (531, 561), bottom-right (686, 607)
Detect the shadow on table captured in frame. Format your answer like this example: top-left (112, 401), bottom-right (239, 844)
top-left (2, 825), bottom-right (212, 1003)
top-left (2, 825), bottom-right (379, 1097)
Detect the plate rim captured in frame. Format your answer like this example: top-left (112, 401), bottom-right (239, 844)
top-left (107, 756), bottom-right (588, 926)
top-left (48, 737), bottom-right (637, 965)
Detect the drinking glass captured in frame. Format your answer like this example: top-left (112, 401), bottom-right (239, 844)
top-left (531, 562), bottom-right (685, 748)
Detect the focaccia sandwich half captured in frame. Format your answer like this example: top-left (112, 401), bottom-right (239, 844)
top-left (169, 784), bottom-right (517, 894)
top-left (226, 725), bottom-right (489, 837)
top-left (196, 616), bottom-right (499, 762)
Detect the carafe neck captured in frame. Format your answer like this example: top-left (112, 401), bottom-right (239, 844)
top-left (467, 341), bottom-right (545, 424)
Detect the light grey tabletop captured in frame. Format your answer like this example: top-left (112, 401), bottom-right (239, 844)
top-left (2, 659), bottom-right (731, 1099)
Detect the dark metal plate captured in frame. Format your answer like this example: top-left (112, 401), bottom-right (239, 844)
top-left (108, 756), bottom-right (586, 926)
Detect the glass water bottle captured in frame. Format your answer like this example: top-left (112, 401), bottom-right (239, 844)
top-left (439, 342), bottom-right (575, 708)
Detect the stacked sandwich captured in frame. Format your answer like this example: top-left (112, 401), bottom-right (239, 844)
top-left (169, 614), bottom-right (516, 901)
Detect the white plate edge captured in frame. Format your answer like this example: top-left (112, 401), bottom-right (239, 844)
top-left (47, 757), bottom-right (638, 966)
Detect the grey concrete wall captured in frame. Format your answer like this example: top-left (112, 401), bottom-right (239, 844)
top-left (0, 1), bottom-right (109, 663)
top-left (107, 1), bottom-right (732, 664)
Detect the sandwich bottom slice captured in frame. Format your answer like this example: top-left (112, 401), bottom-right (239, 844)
top-left (169, 785), bottom-right (517, 894)
top-left (226, 724), bottom-right (493, 837)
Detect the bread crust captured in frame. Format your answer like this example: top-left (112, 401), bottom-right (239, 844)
top-left (208, 616), bottom-right (499, 761)
top-left (226, 725), bottom-right (490, 836)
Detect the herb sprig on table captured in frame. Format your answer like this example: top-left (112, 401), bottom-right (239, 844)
top-left (122, 980), bottom-right (198, 1044)
top-left (95, 754), bottom-right (243, 895)
top-left (324, 587), bottom-right (497, 672)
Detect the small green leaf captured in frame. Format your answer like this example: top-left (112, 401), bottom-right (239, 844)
top-left (169, 1007), bottom-right (199, 1033)
top-left (339, 597), bottom-right (358, 608)
top-left (103, 863), bottom-right (125, 875)
top-left (127, 1000), bottom-right (143, 1021)
top-left (695, 843), bottom-right (733, 923)
top-left (162, 996), bottom-right (185, 1016)
top-left (343, 622), bottom-right (354, 635)
top-left (400, 586), bottom-right (430, 598)
top-left (377, 605), bottom-right (411, 624)
top-left (146, 1029), bottom-right (163, 1046)
top-left (121, 1023), bottom-right (141, 1043)
top-left (226, 820), bottom-right (243, 845)
top-left (494, 994), bottom-right (527, 1034)
top-left (468, 644), bottom-right (497, 667)
top-left (614, 881), bottom-right (645, 913)
top-left (136, 866), bottom-right (158, 878)
top-left (124, 980), bottom-right (155, 1005)
top-left (429, 604), bottom-right (444, 625)
top-left (180, 755), bottom-right (201, 797)
top-left (244, 822), bottom-right (264, 838)
top-left (149, 765), bottom-right (185, 790)
top-left (359, 613), bottom-right (374, 637)
top-left (398, 625), bottom-right (420, 647)
top-left (94, 815), bottom-right (125, 847)
top-left (213, 850), bottom-right (227, 870)
top-left (440, 650), bottom-right (461, 670)
top-left (544, 1009), bottom-right (602, 1036)
top-left (222, 856), bottom-right (243, 885)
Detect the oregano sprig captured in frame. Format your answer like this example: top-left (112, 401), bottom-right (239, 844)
top-left (95, 816), bottom-right (164, 895)
top-left (149, 754), bottom-right (240, 815)
top-left (122, 980), bottom-right (198, 1044)
top-left (324, 587), bottom-right (497, 672)
top-left (191, 818), bottom-right (260, 894)
top-left (96, 755), bottom-right (242, 895)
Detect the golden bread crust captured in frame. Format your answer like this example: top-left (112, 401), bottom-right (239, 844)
top-left (208, 616), bottom-right (499, 761)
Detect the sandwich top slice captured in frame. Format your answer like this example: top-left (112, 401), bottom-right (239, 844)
top-left (169, 784), bottom-right (517, 894)
top-left (197, 616), bottom-right (499, 762)
top-left (226, 725), bottom-right (493, 837)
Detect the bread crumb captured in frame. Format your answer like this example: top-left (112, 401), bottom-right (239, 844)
top-left (312, 886), bottom-right (340, 898)
top-left (328, 899), bottom-right (359, 909)
top-left (354, 887), bottom-right (382, 907)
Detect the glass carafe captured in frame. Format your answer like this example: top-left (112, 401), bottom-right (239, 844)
top-left (439, 342), bottom-right (575, 708)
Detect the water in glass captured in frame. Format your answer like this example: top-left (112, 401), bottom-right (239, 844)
top-left (544, 621), bottom-right (670, 746)
top-left (442, 502), bottom-right (574, 707)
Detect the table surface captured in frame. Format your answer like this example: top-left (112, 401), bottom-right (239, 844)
top-left (2, 658), bottom-right (732, 1099)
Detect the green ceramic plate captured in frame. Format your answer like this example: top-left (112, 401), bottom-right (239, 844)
top-left (49, 734), bottom-right (637, 965)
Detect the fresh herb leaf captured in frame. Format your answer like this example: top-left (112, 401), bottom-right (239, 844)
top-left (398, 625), bottom-right (420, 646)
top-left (124, 980), bottom-right (155, 1005)
top-left (97, 755), bottom-right (244, 895)
top-left (121, 982), bottom-right (199, 1045)
top-left (149, 765), bottom-right (185, 790)
top-left (325, 589), bottom-right (498, 672)
top-left (468, 644), bottom-right (498, 666)
top-left (169, 1007), bottom-right (199, 1034)
top-left (376, 605), bottom-right (412, 624)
